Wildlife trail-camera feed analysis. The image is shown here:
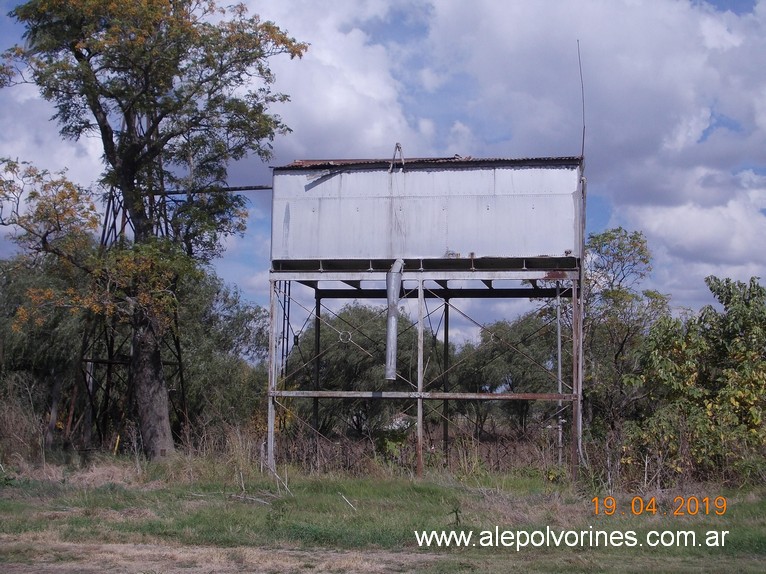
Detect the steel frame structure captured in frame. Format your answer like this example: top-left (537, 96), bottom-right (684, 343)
top-left (266, 155), bottom-right (585, 477)
top-left (267, 266), bottom-right (584, 477)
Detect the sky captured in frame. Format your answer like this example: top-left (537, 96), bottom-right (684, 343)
top-left (1, 0), bottom-right (765, 341)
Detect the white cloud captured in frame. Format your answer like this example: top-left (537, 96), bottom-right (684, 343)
top-left (253, 0), bottom-right (432, 159)
top-left (396, 0), bottom-right (766, 312)
top-left (629, 197), bottom-right (766, 265)
top-left (2, 0), bottom-right (766, 320)
top-left (753, 86), bottom-right (766, 131)
top-left (242, 269), bottom-right (271, 301)
top-left (418, 68), bottom-right (445, 92)
top-left (624, 169), bottom-right (766, 310)
top-left (628, 168), bottom-right (766, 246)
top-left (0, 96), bottom-right (103, 187)
top-left (699, 13), bottom-right (744, 50)
top-left (445, 121), bottom-right (475, 156)
top-left (417, 118), bottom-right (436, 141)
top-left (662, 107), bottom-right (712, 152)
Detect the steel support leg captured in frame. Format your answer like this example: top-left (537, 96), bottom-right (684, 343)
top-left (267, 278), bottom-right (278, 472)
top-left (416, 279), bottom-right (424, 477)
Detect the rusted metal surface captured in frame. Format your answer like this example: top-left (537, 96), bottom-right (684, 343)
top-left (281, 156), bottom-right (581, 170)
top-left (273, 257), bottom-right (580, 272)
top-left (416, 280), bottom-right (425, 477)
top-left (266, 280), bottom-right (278, 471)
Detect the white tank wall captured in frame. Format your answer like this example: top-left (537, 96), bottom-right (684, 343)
top-left (271, 164), bottom-right (583, 262)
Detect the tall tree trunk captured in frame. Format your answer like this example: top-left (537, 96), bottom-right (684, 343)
top-left (122, 175), bottom-right (175, 460)
top-left (131, 317), bottom-right (174, 460)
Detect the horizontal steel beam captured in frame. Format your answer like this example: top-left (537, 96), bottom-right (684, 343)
top-left (270, 270), bottom-right (579, 282)
top-left (270, 390), bottom-right (575, 401)
top-left (155, 184), bottom-right (271, 196)
top-left (313, 287), bottom-right (571, 300)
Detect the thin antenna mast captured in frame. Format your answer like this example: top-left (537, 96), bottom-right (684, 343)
top-left (577, 40), bottom-right (586, 159)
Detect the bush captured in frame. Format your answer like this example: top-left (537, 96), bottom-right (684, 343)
top-left (0, 372), bottom-right (44, 464)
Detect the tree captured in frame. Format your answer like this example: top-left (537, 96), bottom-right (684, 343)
top-left (0, 254), bottom-right (86, 457)
top-left (453, 313), bottom-right (556, 437)
top-left (575, 229), bottom-right (669, 489)
top-left (574, 229), bottom-right (669, 430)
top-left (625, 276), bottom-right (766, 485)
top-left (3, 0), bottom-right (307, 458)
top-left (176, 271), bottom-right (269, 436)
top-left (286, 303), bottom-right (418, 438)
top-left (0, 158), bottom-right (201, 452)
top-left (525, 228), bottom-right (669, 485)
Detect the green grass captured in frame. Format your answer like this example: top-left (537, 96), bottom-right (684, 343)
top-left (0, 460), bottom-right (765, 573)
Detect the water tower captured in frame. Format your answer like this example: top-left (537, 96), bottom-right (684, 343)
top-left (266, 153), bottom-right (585, 476)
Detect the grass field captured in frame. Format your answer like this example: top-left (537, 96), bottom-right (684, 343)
top-left (0, 457), bottom-right (764, 573)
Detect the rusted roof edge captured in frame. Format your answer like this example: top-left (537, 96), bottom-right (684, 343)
top-left (274, 156), bottom-right (583, 171)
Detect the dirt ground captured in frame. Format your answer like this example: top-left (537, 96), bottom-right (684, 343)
top-left (0, 532), bottom-right (440, 574)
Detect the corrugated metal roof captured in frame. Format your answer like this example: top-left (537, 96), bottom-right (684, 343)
top-left (275, 156), bottom-right (582, 171)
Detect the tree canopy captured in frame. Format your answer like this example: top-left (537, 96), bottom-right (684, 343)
top-left (624, 276), bottom-right (766, 485)
top-left (2, 0), bottom-right (306, 459)
top-left (5, 0), bottom-right (306, 251)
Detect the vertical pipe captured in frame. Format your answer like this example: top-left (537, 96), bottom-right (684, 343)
top-left (385, 259), bottom-right (404, 380)
top-left (267, 278), bottom-right (278, 472)
top-left (416, 279), bottom-right (424, 477)
top-left (442, 299), bottom-right (450, 465)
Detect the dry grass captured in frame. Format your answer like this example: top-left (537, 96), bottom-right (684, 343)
top-left (0, 400), bottom-right (41, 465)
top-left (0, 532), bottom-right (441, 574)
top-left (1, 457), bottom-right (765, 574)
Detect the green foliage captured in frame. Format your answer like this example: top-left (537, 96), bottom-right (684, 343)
top-left (2, 0), bottom-right (305, 458)
top-left (0, 256), bottom-right (84, 370)
top-left (94, 239), bottom-right (201, 333)
top-left (0, 158), bottom-right (100, 263)
top-left (285, 303), bottom-right (418, 438)
top-left (582, 228), bottom-right (670, 436)
top-left (587, 227), bottom-right (652, 292)
top-left (176, 271), bottom-right (269, 436)
top-left (170, 191), bottom-right (249, 262)
top-left (5, 0), bottom-right (307, 250)
top-left (0, 159), bottom-right (202, 335)
top-left (452, 312), bottom-right (556, 436)
top-left (0, 256), bottom-right (85, 461)
top-left (527, 227), bottom-right (671, 489)
top-left (459, 314), bottom-right (555, 395)
top-left (625, 276), bottom-right (766, 485)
